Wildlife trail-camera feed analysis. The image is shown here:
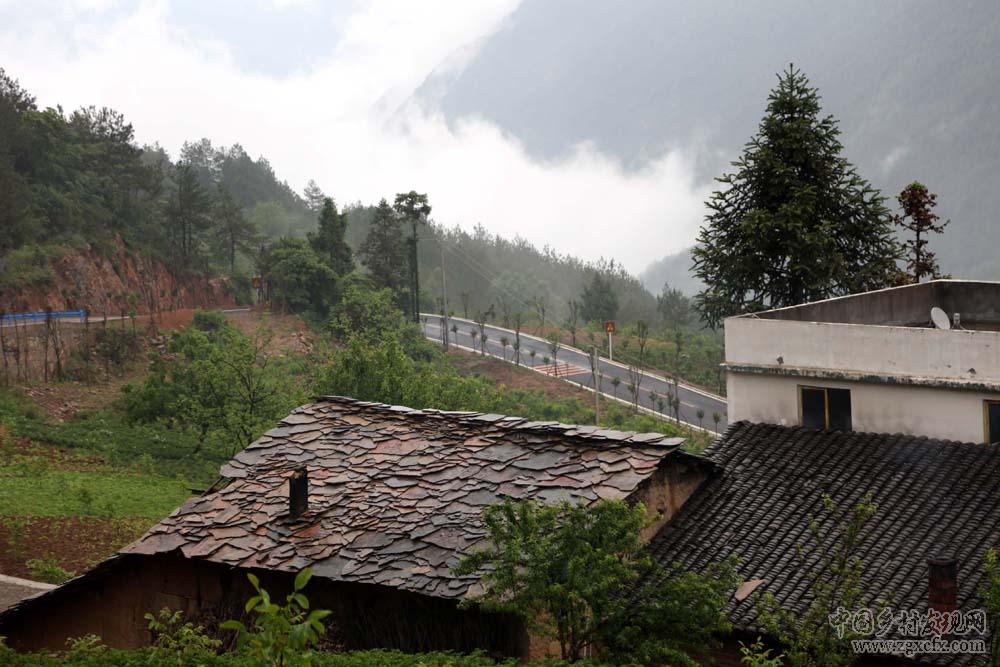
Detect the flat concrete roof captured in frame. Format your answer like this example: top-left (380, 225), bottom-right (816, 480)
top-left (738, 280), bottom-right (1000, 331)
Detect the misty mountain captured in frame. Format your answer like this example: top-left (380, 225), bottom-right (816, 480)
top-left (420, 0), bottom-right (1000, 281)
top-left (638, 249), bottom-right (701, 296)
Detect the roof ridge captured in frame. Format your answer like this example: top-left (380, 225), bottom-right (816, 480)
top-left (716, 419), bottom-right (1000, 451)
top-left (311, 395), bottom-right (687, 449)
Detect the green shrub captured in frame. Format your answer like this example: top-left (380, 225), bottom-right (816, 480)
top-left (26, 558), bottom-right (75, 584)
top-left (0, 244), bottom-right (62, 291)
top-left (0, 646), bottom-right (532, 666)
top-left (192, 310), bottom-right (230, 336)
top-left (94, 328), bottom-right (142, 370)
top-left (220, 568), bottom-right (331, 666)
top-left (145, 608), bottom-right (221, 661)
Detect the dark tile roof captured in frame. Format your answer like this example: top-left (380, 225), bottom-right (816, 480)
top-left (650, 421), bottom-right (1000, 665)
top-left (117, 396), bottom-right (689, 599)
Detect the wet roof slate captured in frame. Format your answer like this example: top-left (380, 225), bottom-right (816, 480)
top-left (121, 396), bottom-right (687, 599)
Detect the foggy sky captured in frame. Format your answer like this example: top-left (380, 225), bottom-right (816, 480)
top-left (0, 0), bottom-right (711, 273)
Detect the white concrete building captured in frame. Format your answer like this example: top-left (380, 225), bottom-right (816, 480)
top-left (724, 280), bottom-right (1000, 443)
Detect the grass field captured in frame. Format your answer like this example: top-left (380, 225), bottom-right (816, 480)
top-left (0, 388), bottom-right (197, 580)
top-left (0, 465), bottom-right (191, 518)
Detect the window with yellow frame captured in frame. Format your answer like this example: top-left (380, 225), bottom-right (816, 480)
top-left (799, 385), bottom-right (852, 431)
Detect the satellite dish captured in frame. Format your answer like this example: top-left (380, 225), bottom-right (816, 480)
top-left (931, 307), bottom-right (951, 330)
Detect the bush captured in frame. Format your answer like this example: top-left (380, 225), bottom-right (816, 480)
top-left (221, 569), bottom-right (330, 666)
top-left (0, 646), bottom-right (528, 666)
top-left (192, 310), bottom-right (230, 336)
top-left (0, 243), bottom-right (62, 291)
top-left (26, 558), bottom-right (75, 584)
top-left (457, 499), bottom-right (738, 664)
top-left (94, 328), bottom-right (142, 370)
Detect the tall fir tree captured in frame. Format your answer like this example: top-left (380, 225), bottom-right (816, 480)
top-left (359, 198), bottom-right (407, 293)
top-left (302, 179), bottom-right (326, 213)
top-left (892, 181), bottom-right (949, 283)
top-left (692, 66), bottom-right (900, 328)
top-left (309, 197), bottom-right (354, 276)
top-left (393, 191), bottom-right (432, 321)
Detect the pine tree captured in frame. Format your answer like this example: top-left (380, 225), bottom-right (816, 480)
top-left (302, 179), bottom-right (326, 213)
top-left (214, 184), bottom-right (256, 274)
top-left (692, 66), bottom-right (900, 328)
top-left (359, 198), bottom-right (407, 293)
top-left (308, 197), bottom-right (353, 276)
top-left (393, 191), bottom-right (432, 322)
top-left (580, 272), bottom-right (619, 323)
top-left (893, 181), bottom-right (949, 283)
top-left (168, 163), bottom-right (213, 269)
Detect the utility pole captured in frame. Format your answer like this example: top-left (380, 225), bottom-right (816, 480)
top-left (589, 347), bottom-right (601, 425)
top-left (604, 320), bottom-right (616, 361)
top-left (440, 241), bottom-right (449, 350)
top-left (409, 231), bottom-right (419, 322)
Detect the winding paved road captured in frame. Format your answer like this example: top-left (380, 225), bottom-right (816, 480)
top-left (421, 314), bottom-right (728, 434)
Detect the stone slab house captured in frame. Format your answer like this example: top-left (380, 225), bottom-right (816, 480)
top-left (0, 396), bottom-right (710, 657)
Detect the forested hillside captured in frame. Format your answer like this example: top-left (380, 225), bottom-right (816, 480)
top-left (0, 65), bottom-right (720, 397)
top-left (1, 66), bottom-right (671, 327)
top-left (342, 205), bottom-right (659, 325)
top-left (0, 68), bottom-right (313, 309)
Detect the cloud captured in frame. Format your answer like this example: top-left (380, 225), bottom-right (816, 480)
top-left (880, 144), bottom-right (909, 176)
top-left (0, 0), bottom-right (711, 272)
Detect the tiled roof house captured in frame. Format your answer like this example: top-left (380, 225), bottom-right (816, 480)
top-left (652, 421), bottom-right (1000, 666)
top-left (0, 396), bottom-right (710, 657)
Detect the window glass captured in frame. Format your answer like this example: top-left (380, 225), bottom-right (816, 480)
top-left (800, 386), bottom-right (852, 431)
top-left (987, 402), bottom-right (1000, 444)
top-left (827, 388), bottom-right (852, 432)
top-left (801, 387), bottom-right (826, 430)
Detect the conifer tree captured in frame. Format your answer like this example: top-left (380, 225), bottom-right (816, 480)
top-left (393, 191), bottom-right (432, 322)
top-left (892, 181), bottom-right (949, 283)
top-left (580, 272), bottom-right (619, 323)
top-left (302, 179), bottom-right (326, 213)
top-left (309, 197), bottom-right (353, 276)
top-left (692, 66), bottom-right (900, 328)
top-left (214, 184), bottom-right (256, 274)
top-left (168, 163), bottom-right (213, 268)
top-left (359, 198), bottom-right (407, 293)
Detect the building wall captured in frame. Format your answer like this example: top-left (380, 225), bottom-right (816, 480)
top-left (0, 553), bottom-right (526, 657)
top-left (633, 458), bottom-right (709, 542)
top-left (726, 317), bottom-right (1000, 384)
top-left (728, 372), bottom-right (1000, 443)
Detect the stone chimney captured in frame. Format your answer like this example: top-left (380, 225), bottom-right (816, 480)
top-left (289, 467), bottom-right (308, 518)
top-left (928, 557), bottom-right (958, 613)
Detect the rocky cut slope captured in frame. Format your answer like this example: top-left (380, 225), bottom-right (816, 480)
top-left (0, 240), bottom-right (235, 316)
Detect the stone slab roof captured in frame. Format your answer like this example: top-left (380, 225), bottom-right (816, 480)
top-left (120, 396), bottom-right (689, 600)
top-left (650, 421), bottom-right (1000, 666)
